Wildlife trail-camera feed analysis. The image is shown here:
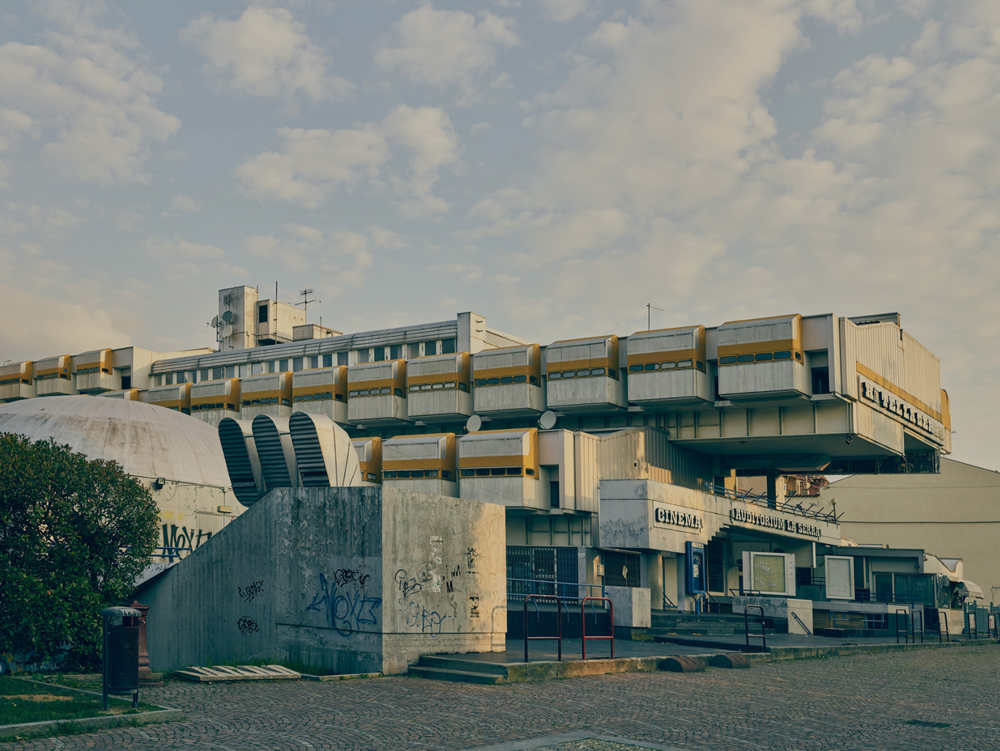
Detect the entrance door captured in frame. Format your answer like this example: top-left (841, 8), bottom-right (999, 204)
top-left (874, 573), bottom-right (893, 602)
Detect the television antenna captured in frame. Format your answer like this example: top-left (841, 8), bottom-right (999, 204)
top-left (295, 288), bottom-right (321, 318)
top-left (646, 303), bottom-right (663, 331)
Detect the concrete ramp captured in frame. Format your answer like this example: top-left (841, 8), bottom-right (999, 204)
top-left (137, 487), bottom-right (506, 675)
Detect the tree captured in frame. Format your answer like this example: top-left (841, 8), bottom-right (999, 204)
top-left (0, 434), bottom-right (161, 670)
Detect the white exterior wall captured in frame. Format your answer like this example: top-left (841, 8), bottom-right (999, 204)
top-left (473, 383), bottom-right (544, 415)
top-left (408, 390), bottom-right (472, 421)
top-left (546, 376), bottom-right (625, 412)
top-left (628, 370), bottom-right (713, 405)
top-left (718, 360), bottom-right (810, 399)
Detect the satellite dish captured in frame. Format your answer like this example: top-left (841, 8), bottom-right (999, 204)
top-left (466, 415), bottom-right (483, 433)
top-left (538, 410), bottom-right (558, 430)
top-left (221, 324), bottom-right (234, 338)
top-left (221, 310), bottom-right (234, 323)
top-left (211, 316), bottom-right (219, 327)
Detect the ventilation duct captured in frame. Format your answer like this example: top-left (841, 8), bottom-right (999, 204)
top-left (218, 417), bottom-right (265, 505)
top-left (251, 415), bottom-right (299, 489)
top-left (289, 412), bottom-right (362, 487)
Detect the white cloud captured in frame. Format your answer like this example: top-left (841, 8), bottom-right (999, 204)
top-left (374, 5), bottom-right (518, 102)
top-left (540, 0), bottom-right (592, 23)
top-left (470, 122), bottom-right (493, 135)
top-left (180, 7), bottom-right (354, 104)
top-left (145, 235), bottom-right (226, 261)
top-left (0, 0), bottom-right (180, 185)
top-left (169, 195), bottom-right (201, 213)
top-left (235, 105), bottom-right (461, 216)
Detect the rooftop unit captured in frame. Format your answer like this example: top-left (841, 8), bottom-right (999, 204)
top-left (717, 315), bottom-right (810, 402)
top-left (458, 428), bottom-right (541, 510)
top-left (240, 372), bottom-right (292, 420)
top-left (347, 360), bottom-right (408, 426)
top-left (34, 355), bottom-right (76, 397)
top-left (407, 353), bottom-right (472, 424)
top-left (472, 344), bottom-right (544, 419)
top-left (382, 433), bottom-right (458, 497)
top-left (545, 335), bottom-right (625, 414)
top-left (74, 349), bottom-right (118, 394)
top-left (626, 326), bottom-right (712, 409)
top-left (0, 361), bottom-right (34, 402)
top-left (291, 366), bottom-right (348, 424)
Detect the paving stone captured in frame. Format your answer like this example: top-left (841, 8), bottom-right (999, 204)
top-left (2, 646), bottom-right (999, 750)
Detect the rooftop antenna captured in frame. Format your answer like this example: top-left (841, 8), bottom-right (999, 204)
top-left (647, 303), bottom-right (663, 331)
top-left (296, 288), bottom-right (321, 319)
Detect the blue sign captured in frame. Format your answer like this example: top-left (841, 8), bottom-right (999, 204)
top-left (686, 541), bottom-right (706, 594)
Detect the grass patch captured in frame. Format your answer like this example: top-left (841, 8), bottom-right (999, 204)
top-left (0, 677), bottom-right (159, 726)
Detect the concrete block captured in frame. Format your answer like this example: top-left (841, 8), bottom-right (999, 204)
top-left (605, 586), bottom-right (651, 629)
top-left (710, 653), bottom-right (751, 669)
top-left (660, 656), bottom-right (706, 673)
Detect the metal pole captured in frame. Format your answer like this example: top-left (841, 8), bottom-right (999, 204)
top-left (102, 614), bottom-right (109, 711)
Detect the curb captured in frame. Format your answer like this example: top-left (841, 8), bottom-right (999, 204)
top-left (300, 672), bottom-right (382, 682)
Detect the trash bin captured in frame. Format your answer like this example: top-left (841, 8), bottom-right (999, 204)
top-left (101, 606), bottom-right (141, 710)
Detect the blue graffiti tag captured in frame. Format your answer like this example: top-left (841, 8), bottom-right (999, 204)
top-left (306, 572), bottom-right (382, 637)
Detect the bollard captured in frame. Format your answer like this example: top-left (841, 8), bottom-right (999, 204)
top-left (710, 653), bottom-right (751, 669)
top-left (660, 656), bottom-right (706, 673)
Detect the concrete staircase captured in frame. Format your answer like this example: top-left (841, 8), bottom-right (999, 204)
top-left (650, 611), bottom-right (747, 638)
top-left (408, 655), bottom-right (510, 684)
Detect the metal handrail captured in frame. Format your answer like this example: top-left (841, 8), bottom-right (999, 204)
top-left (151, 546), bottom-right (193, 559)
top-left (790, 611), bottom-right (812, 636)
top-left (894, 609), bottom-right (911, 644)
top-left (523, 595), bottom-right (563, 663)
top-left (744, 605), bottom-right (766, 651)
top-left (581, 597), bottom-right (614, 660)
top-left (662, 592), bottom-right (676, 609)
top-left (507, 578), bottom-right (605, 603)
top-left (731, 588), bottom-right (762, 597)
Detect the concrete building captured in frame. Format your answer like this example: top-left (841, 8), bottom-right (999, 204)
top-left (1, 286), bottom-right (961, 636)
top-left (822, 459), bottom-right (1000, 603)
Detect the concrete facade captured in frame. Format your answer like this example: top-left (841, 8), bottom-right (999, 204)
top-left (138, 486), bottom-right (506, 674)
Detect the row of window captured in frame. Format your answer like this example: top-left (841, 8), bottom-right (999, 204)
top-left (0, 378), bottom-right (28, 386)
top-left (408, 381), bottom-right (470, 392)
top-left (242, 397), bottom-right (292, 406)
top-left (191, 403), bottom-right (237, 411)
top-left (75, 367), bottom-right (111, 375)
top-left (474, 375), bottom-right (540, 387)
top-left (719, 351), bottom-right (803, 365)
top-left (628, 360), bottom-right (706, 373)
top-left (548, 368), bottom-right (619, 381)
top-left (383, 469), bottom-right (454, 480)
top-left (348, 387), bottom-right (405, 398)
top-left (36, 372), bottom-right (70, 381)
top-left (459, 466), bottom-right (535, 477)
top-left (293, 392), bottom-right (344, 402)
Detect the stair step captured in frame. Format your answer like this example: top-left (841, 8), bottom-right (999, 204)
top-left (416, 656), bottom-right (509, 675)
top-left (649, 628), bottom-right (739, 636)
top-left (409, 666), bottom-right (504, 684)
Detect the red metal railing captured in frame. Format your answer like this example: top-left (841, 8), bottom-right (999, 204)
top-left (581, 596), bottom-right (614, 660)
top-left (523, 594), bottom-right (562, 663)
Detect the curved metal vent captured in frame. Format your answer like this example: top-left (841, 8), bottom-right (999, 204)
top-left (251, 415), bottom-right (299, 489)
top-left (289, 412), bottom-right (362, 487)
top-left (218, 417), bottom-right (264, 505)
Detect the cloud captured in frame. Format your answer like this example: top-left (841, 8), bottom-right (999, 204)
top-left (374, 5), bottom-right (518, 102)
top-left (235, 105), bottom-right (461, 216)
top-left (170, 195), bottom-right (201, 213)
top-left (540, 0), bottom-right (592, 22)
top-left (470, 122), bottom-right (493, 135)
top-left (244, 223), bottom-right (402, 292)
top-left (0, 0), bottom-right (180, 185)
top-left (180, 6), bottom-right (354, 104)
top-left (145, 235), bottom-right (226, 261)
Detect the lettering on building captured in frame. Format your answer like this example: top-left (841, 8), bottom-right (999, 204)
top-left (653, 504), bottom-right (703, 531)
top-left (729, 507), bottom-right (822, 538)
top-left (858, 377), bottom-right (944, 441)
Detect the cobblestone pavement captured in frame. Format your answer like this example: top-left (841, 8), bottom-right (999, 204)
top-left (4, 645), bottom-right (1000, 751)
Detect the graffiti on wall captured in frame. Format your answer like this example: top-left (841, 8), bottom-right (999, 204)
top-left (160, 525), bottom-right (213, 560)
top-left (306, 570), bottom-right (381, 637)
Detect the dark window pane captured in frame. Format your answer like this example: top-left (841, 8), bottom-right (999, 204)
top-left (513, 374), bottom-right (527, 382)
top-left (460, 469), bottom-right (475, 477)
top-left (773, 351), bottom-right (792, 360)
top-left (719, 356), bottom-right (737, 364)
top-left (629, 364), bottom-right (643, 373)
top-left (755, 352), bottom-right (773, 361)
top-left (441, 338), bottom-right (456, 354)
top-left (390, 345), bottom-right (402, 360)
top-left (736, 354), bottom-right (755, 363)
top-left (500, 376), bottom-right (513, 384)
top-left (323, 354), bottom-right (333, 367)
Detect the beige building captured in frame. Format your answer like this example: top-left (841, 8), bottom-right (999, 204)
top-left (822, 459), bottom-right (1000, 602)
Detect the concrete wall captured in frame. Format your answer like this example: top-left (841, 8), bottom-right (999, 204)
top-left (138, 486), bottom-right (505, 674)
top-left (826, 459), bottom-right (1000, 601)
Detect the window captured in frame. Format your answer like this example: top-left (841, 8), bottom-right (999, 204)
top-left (121, 375), bottom-right (131, 389)
top-left (443, 382), bottom-right (455, 389)
top-left (293, 358), bottom-right (303, 372)
top-left (394, 388), bottom-right (403, 396)
top-left (358, 389), bottom-right (370, 396)
top-left (812, 367), bottom-right (830, 394)
top-left (310, 356), bottom-right (319, 369)
top-left (755, 352), bottom-right (773, 362)
top-left (441, 470), bottom-right (451, 480)
top-left (338, 352), bottom-right (349, 366)
top-left (525, 468), bottom-right (535, 476)
top-left (475, 468), bottom-right (490, 476)
top-left (643, 363), bottom-right (658, 371)
top-left (384, 471), bottom-right (398, 479)
top-left (165, 373), bottom-right (174, 385)
top-left (424, 341), bottom-right (438, 356)
top-left (279, 360), bottom-right (288, 371)
top-left (426, 469), bottom-right (439, 478)
top-left (513, 374), bottom-right (527, 383)
top-left (259, 305), bottom-right (268, 324)
top-left (460, 468), bottom-right (475, 477)
top-left (441, 338), bottom-right (456, 354)
top-left (500, 376), bottom-right (513, 384)
top-left (433, 382), bottom-right (445, 390)
top-left (773, 351), bottom-right (792, 360)
top-left (736, 354), bottom-right (754, 363)
top-left (201, 369), bottom-right (210, 381)
top-left (475, 378), bottom-right (487, 386)
top-left (408, 343), bottom-right (420, 360)
top-left (349, 390), bottom-right (359, 397)
top-left (487, 377), bottom-right (500, 385)
top-left (609, 368), bottom-right (617, 380)
top-left (549, 372), bottom-right (562, 379)
top-left (225, 366), bottom-right (235, 378)
top-left (409, 385), bottom-right (420, 393)
top-left (696, 361), bottom-right (706, 372)
top-left (629, 364), bottom-right (644, 373)
top-left (507, 467), bottom-right (522, 476)
top-left (720, 356), bottom-right (737, 365)
top-left (563, 371), bottom-right (576, 379)
top-left (529, 375), bottom-right (539, 385)
top-left (662, 361), bottom-right (676, 370)
top-left (374, 348), bottom-right (386, 362)
top-left (390, 345), bottom-right (402, 360)
top-left (490, 467), bottom-right (506, 476)
top-left (323, 354), bottom-right (333, 368)
top-left (458, 382), bottom-right (468, 391)
top-left (794, 351), bottom-right (802, 361)
top-left (677, 359), bottom-right (693, 368)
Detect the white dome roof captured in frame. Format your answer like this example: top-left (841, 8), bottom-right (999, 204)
top-left (0, 396), bottom-right (231, 488)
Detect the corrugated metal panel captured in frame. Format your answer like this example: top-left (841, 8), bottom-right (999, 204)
top-left (573, 431), bottom-right (600, 514)
top-left (384, 434), bottom-right (446, 462)
top-left (597, 428), bottom-right (710, 491)
top-left (348, 362), bottom-right (394, 384)
top-left (151, 320), bottom-right (458, 373)
top-left (288, 412), bottom-right (361, 487)
top-left (294, 367), bottom-right (344, 388)
top-left (242, 373), bottom-right (285, 394)
top-left (901, 331), bottom-right (941, 412)
top-left (251, 415), bottom-right (298, 488)
top-left (854, 322), bottom-right (903, 386)
top-left (839, 318), bottom-right (858, 400)
top-left (218, 417), bottom-right (263, 505)
top-left (191, 380), bottom-right (232, 398)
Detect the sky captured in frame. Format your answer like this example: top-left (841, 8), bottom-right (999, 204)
top-left (0, 0), bottom-right (998, 471)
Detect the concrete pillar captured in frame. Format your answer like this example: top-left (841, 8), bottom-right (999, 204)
top-left (648, 554), bottom-right (664, 610)
top-left (663, 556), bottom-right (679, 609)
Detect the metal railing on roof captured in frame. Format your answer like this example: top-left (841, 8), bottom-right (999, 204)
top-left (705, 483), bottom-right (841, 523)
